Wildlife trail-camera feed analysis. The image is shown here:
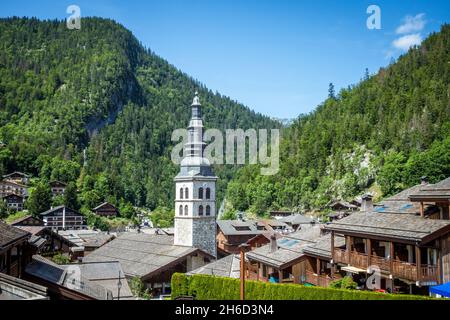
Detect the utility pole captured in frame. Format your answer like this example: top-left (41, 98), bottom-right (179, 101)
top-left (239, 244), bottom-right (249, 300)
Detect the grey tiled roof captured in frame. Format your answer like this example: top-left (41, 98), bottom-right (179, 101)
top-left (61, 261), bottom-right (133, 299)
top-left (279, 214), bottom-right (314, 225)
top-left (409, 177), bottom-right (450, 199)
top-left (0, 221), bottom-right (29, 249)
top-left (217, 219), bottom-right (288, 236)
top-left (83, 233), bottom-right (205, 278)
top-left (246, 226), bottom-right (322, 268)
top-left (324, 212), bottom-right (450, 244)
top-left (303, 234), bottom-right (345, 259)
top-left (188, 254), bottom-right (241, 278)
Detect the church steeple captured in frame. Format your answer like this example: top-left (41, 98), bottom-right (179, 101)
top-left (173, 91), bottom-right (217, 257)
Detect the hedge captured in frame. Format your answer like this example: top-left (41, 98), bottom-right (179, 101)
top-left (171, 273), bottom-right (431, 300)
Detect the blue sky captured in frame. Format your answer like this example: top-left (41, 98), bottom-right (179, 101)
top-left (1, 1), bottom-right (449, 119)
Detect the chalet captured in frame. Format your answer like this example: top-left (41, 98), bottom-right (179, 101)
top-left (0, 180), bottom-right (28, 198)
top-left (302, 233), bottom-right (345, 287)
top-left (409, 177), bottom-right (450, 220)
top-left (92, 202), bottom-right (119, 217)
top-left (246, 226), bottom-right (323, 284)
top-left (279, 214), bottom-right (315, 231)
top-left (246, 232), bottom-right (280, 251)
top-left (83, 232), bottom-right (214, 296)
top-left (329, 200), bottom-right (358, 212)
top-left (216, 219), bottom-right (289, 256)
top-left (39, 205), bottom-right (86, 231)
top-left (0, 221), bottom-right (31, 277)
top-left (24, 255), bottom-right (114, 300)
top-left (49, 181), bottom-right (67, 197)
top-left (3, 171), bottom-right (30, 185)
top-left (0, 273), bottom-right (48, 300)
top-left (325, 212), bottom-right (450, 294)
top-left (269, 211), bottom-right (295, 219)
top-left (57, 229), bottom-right (115, 260)
top-left (9, 215), bottom-right (73, 255)
top-left (2, 193), bottom-right (24, 211)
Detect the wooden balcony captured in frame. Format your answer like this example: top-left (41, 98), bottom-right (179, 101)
top-left (305, 270), bottom-right (333, 287)
top-left (333, 248), bottom-right (438, 283)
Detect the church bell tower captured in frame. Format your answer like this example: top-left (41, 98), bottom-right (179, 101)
top-left (174, 92), bottom-right (217, 257)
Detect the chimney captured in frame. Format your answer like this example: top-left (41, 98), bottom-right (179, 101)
top-left (361, 194), bottom-right (373, 212)
top-left (420, 176), bottom-right (428, 185)
top-left (270, 234), bottom-right (278, 253)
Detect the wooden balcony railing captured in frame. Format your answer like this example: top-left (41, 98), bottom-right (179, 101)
top-left (333, 248), bottom-right (438, 283)
top-left (305, 270), bottom-right (333, 287)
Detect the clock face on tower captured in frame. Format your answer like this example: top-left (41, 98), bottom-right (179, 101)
top-left (173, 92), bottom-right (217, 258)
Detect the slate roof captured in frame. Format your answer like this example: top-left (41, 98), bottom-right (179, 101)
top-left (9, 215), bottom-right (43, 226)
top-left (188, 254), bottom-right (241, 278)
top-left (58, 229), bottom-right (114, 249)
top-left (25, 255), bottom-right (113, 300)
top-left (217, 220), bottom-right (262, 236)
top-left (303, 234), bottom-right (346, 259)
top-left (279, 214), bottom-right (314, 225)
top-left (82, 232), bottom-right (210, 279)
top-left (324, 212), bottom-right (450, 244)
top-left (246, 226), bottom-right (322, 268)
top-left (374, 184), bottom-right (424, 214)
top-left (0, 221), bottom-right (30, 249)
top-left (16, 226), bottom-right (46, 236)
top-left (409, 177), bottom-right (450, 200)
top-left (60, 261), bottom-right (133, 299)
top-left (217, 219), bottom-right (288, 236)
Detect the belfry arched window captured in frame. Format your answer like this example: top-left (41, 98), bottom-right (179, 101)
top-left (185, 188), bottom-right (189, 199)
top-left (180, 188), bottom-right (184, 199)
top-left (199, 205), bottom-right (204, 216)
top-left (206, 205), bottom-right (211, 216)
top-left (179, 205), bottom-right (183, 216)
top-left (184, 205), bottom-right (188, 216)
top-left (206, 188), bottom-right (211, 199)
top-left (198, 188), bottom-right (204, 199)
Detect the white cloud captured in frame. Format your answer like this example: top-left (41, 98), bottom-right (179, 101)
top-left (392, 33), bottom-right (423, 51)
top-left (396, 13), bottom-right (426, 34)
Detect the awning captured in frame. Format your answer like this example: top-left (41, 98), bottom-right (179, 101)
top-left (341, 266), bottom-right (367, 274)
top-left (430, 282), bottom-right (450, 298)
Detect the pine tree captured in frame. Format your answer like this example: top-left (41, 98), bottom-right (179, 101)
top-left (328, 83), bottom-right (335, 99)
top-left (28, 182), bottom-right (52, 216)
top-left (64, 182), bottom-right (79, 210)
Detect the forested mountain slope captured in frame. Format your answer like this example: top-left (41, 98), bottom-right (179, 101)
top-left (0, 17), bottom-right (279, 212)
top-left (226, 24), bottom-right (450, 216)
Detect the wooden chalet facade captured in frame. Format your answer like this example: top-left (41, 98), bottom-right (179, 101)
top-left (49, 181), bottom-right (67, 197)
top-left (92, 202), bottom-right (119, 217)
top-left (0, 221), bottom-right (31, 278)
top-left (2, 193), bottom-right (24, 211)
top-left (0, 180), bottom-right (28, 198)
top-left (9, 215), bottom-right (73, 255)
top-left (2, 171), bottom-right (30, 185)
top-left (40, 205), bottom-right (86, 231)
top-left (246, 226), bottom-right (323, 284)
top-left (216, 220), bottom-right (288, 256)
top-left (326, 212), bottom-right (450, 293)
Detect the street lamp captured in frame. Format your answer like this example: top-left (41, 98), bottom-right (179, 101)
top-left (117, 271), bottom-right (122, 301)
top-left (239, 244), bottom-right (249, 301)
